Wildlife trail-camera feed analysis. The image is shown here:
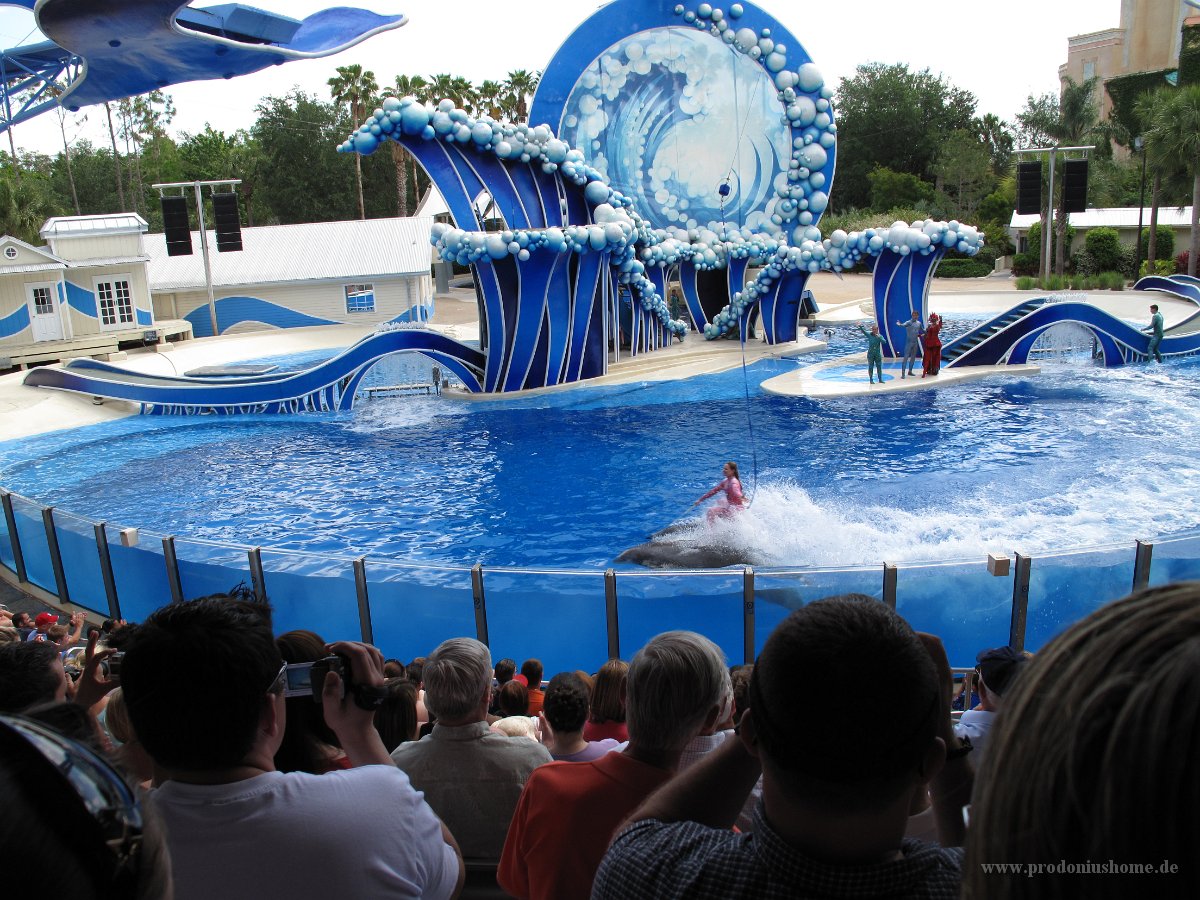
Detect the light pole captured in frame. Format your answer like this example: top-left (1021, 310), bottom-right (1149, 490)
top-left (1134, 136), bottom-right (1147, 279)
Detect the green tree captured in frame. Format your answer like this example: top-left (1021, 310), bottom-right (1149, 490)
top-left (389, 74), bottom-right (430, 216)
top-left (503, 70), bottom-right (539, 122)
top-left (831, 62), bottom-right (978, 211)
top-left (0, 173), bottom-right (58, 242)
top-left (1135, 87), bottom-right (1191, 269)
top-left (328, 64), bottom-right (379, 220)
top-left (1050, 77), bottom-right (1101, 275)
top-left (932, 129), bottom-right (994, 218)
top-left (1144, 83), bottom-right (1200, 276)
top-left (975, 113), bottom-right (1014, 175)
top-left (866, 166), bottom-right (935, 210)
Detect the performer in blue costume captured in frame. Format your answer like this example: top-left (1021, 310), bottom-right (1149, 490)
top-left (895, 310), bottom-right (923, 378)
top-left (1143, 303), bottom-right (1164, 363)
top-left (856, 322), bottom-right (884, 384)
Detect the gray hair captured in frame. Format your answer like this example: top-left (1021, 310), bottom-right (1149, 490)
top-left (423, 637), bottom-right (492, 721)
top-left (626, 631), bottom-right (728, 754)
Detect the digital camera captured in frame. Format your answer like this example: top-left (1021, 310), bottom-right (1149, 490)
top-left (100, 651), bottom-right (124, 683)
top-left (283, 655), bottom-right (347, 702)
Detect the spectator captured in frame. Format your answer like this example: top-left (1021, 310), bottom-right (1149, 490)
top-left (8, 610), bottom-right (34, 639)
top-left (583, 658), bottom-right (628, 743)
top-left (593, 595), bottom-right (970, 898)
top-left (274, 630), bottom-right (349, 774)
top-left (407, 657), bottom-right (429, 728)
top-left (573, 669), bottom-right (594, 694)
top-left (729, 663), bottom-right (753, 724)
top-left (496, 679), bottom-right (530, 718)
top-left (102, 686), bottom-right (155, 787)
top-left (374, 678), bottom-right (419, 753)
top-left (120, 595), bottom-right (463, 900)
top-left (0, 712), bottom-right (173, 899)
top-left (521, 659), bottom-right (545, 715)
top-left (25, 611), bottom-right (60, 642)
top-left (0, 625), bottom-right (18, 644)
top-left (383, 658), bottom-right (406, 679)
top-left (499, 631), bottom-right (729, 900)
top-left (492, 715), bottom-right (540, 741)
top-left (539, 672), bottom-right (620, 762)
top-left (955, 645), bottom-right (1027, 761)
top-left (0, 640), bottom-right (68, 712)
top-left (490, 658), bottom-right (516, 717)
top-left (963, 582), bottom-right (1200, 899)
top-left (391, 637), bottom-right (551, 860)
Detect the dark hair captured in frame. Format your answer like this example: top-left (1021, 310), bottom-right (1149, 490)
top-left (497, 680), bottom-right (529, 717)
top-left (406, 657), bottom-right (425, 684)
top-left (494, 658), bottom-right (516, 684)
top-left (588, 658), bottom-right (627, 724)
top-left (274, 630), bottom-right (341, 774)
top-left (963, 582), bottom-right (1200, 900)
top-left (383, 659), bottom-right (406, 680)
top-left (0, 641), bottom-right (63, 713)
top-left (121, 596), bottom-right (282, 772)
top-left (374, 678), bottom-right (418, 753)
top-left (543, 672), bottom-right (589, 733)
top-left (520, 658), bottom-right (543, 688)
top-left (729, 664), bottom-right (753, 724)
top-left (751, 594), bottom-right (938, 810)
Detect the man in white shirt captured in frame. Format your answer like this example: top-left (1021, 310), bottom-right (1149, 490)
top-left (955, 645), bottom-right (1028, 760)
top-left (120, 596), bottom-right (464, 900)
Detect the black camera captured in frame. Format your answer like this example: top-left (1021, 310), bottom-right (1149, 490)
top-left (283, 655), bottom-right (348, 703)
top-left (100, 651), bottom-right (124, 683)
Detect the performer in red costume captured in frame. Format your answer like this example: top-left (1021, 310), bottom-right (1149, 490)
top-left (922, 313), bottom-right (943, 377)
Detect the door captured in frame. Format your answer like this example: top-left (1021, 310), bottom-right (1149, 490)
top-left (26, 282), bottom-right (63, 342)
top-left (95, 276), bottom-right (135, 332)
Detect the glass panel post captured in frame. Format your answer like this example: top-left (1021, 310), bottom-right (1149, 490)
top-left (882, 562), bottom-right (898, 609)
top-left (742, 566), bottom-right (755, 665)
top-left (1009, 553), bottom-right (1031, 651)
top-left (162, 536), bottom-right (184, 604)
top-left (94, 522), bottom-right (121, 621)
top-left (604, 568), bottom-right (620, 659)
top-left (1, 491), bottom-right (27, 582)
top-left (248, 548), bottom-right (266, 603)
top-left (1132, 540), bottom-right (1153, 592)
top-left (471, 563), bottom-right (489, 647)
top-left (41, 507), bottom-right (70, 604)
top-left (353, 557), bottom-right (374, 644)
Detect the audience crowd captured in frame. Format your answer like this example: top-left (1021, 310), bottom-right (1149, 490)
top-left (0, 580), bottom-right (1195, 899)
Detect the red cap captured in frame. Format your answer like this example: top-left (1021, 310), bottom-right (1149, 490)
top-left (35, 612), bottom-right (59, 628)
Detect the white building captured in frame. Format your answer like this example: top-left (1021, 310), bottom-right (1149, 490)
top-left (1009, 206), bottom-right (1194, 257)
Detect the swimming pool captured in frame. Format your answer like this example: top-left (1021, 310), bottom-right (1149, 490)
top-left (4, 318), bottom-right (1200, 670)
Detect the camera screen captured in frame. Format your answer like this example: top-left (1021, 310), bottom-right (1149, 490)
top-left (284, 662), bottom-right (314, 697)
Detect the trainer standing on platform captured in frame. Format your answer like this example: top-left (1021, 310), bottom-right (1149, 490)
top-left (896, 310), bottom-right (923, 378)
top-left (1144, 304), bottom-right (1164, 363)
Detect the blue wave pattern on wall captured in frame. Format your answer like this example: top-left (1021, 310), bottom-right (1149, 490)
top-left (0, 305), bottom-right (30, 339)
top-left (184, 296), bottom-right (339, 337)
top-left (63, 280), bottom-right (97, 318)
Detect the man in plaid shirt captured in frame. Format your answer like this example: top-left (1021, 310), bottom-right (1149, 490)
top-left (593, 595), bottom-right (972, 899)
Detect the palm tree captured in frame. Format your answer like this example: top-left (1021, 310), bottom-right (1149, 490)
top-left (389, 75), bottom-right (429, 217)
top-left (328, 64), bottom-right (379, 220)
top-left (103, 101), bottom-right (126, 211)
top-left (1133, 88), bottom-right (1179, 271)
top-left (1145, 84), bottom-right (1200, 277)
top-left (1050, 76), bottom-right (1100, 275)
top-left (478, 80), bottom-right (504, 120)
top-left (503, 70), bottom-right (539, 122)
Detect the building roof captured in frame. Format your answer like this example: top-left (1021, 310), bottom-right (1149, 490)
top-left (1010, 206), bottom-right (1195, 230)
top-left (40, 213), bottom-right (149, 239)
top-left (145, 217), bottom-right (434, 291)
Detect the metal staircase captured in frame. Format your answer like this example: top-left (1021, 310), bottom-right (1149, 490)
top-left (942, 299), bottom-right (1047, 367)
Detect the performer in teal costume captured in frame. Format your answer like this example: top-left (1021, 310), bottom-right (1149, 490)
top-left (856, 322), bottom-right (884, 384)
top-left (1143, 303), bottom-right (1164, 363)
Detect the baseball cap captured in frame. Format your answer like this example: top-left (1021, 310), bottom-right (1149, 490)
top-left (34, 612), bottom-right (59, 628)
top-left (976, 646), bottom-right (1026, 696)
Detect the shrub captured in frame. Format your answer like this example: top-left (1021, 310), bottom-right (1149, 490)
top-left (1140, 224), bottom-right (1176, 261)
top-left (1044, 274), bottom-right (1066, 291)
top-left (1016, 276), bottom-right (1035, 290)
top-left (1071, 248), bottom-right (1098, 277)
top-left (1179, 251), bottom-right (1192, 274)
top-left (1139, 259), bottom-right (1176, 278)
top-left (1012, 251), bottom-right (1040, 277)
top-left (1098, 271), bottom-right (1125, 290)
top-left (1116, 243), bottom-right (1139, 278)
top-left (1084, 227), bottom-right (1123, 273)
top-left (936, 258), bottom-right (992, 278)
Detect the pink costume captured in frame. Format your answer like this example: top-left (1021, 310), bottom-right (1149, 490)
top-left (700, 477), bottom-right (745, 522)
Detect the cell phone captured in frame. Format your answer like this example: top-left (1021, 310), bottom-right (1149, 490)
top-left (283, 656), bottom-right (346, 703)
top-left (100, 651), bottom-right (124, 683)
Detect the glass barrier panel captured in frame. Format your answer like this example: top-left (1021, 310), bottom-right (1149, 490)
top-left (613, 570), bottom-right (743, 666)
top-left (10, 495), bottom-right (55, 595)
top-left (750, 568), bottom-right (883, 659)
top-left (108, 532), bottom-right (172, 623)
top-left (0, 495), bottom-right (14, 572)
top-left (174, 538), bottom-right (253, 603)
top-left (1147, 532), bottom-right (1200, 586)
top-left (363, 561), bottom-right (478, 664)
top-left (482, 569), bottom-right (610, 677)
top-left (260, 551), bottom-right (360, 640)
top-left (1025, 543), bottom-right (1137, 653)
top-left (53, 510), bottom-right (109, 615)
top-left (893, 559), bottom-right (1014, 668)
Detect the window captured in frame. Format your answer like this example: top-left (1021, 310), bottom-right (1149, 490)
top-left (31, 286), bottom-right (53, 315)
top-left (345, 283), bottom-right (375, 313)
top-left (4, 246), bottom-right (16, 259)
top-left (95, 276), bottom-right (135, 330)
top-left (1083, 60), bottom-right (1095, 82)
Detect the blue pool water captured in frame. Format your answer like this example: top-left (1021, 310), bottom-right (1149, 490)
top-left (4, 318), bottom-right (1200, 669)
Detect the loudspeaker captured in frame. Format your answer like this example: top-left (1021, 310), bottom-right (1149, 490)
top-left (1062, 159), bottom-right (1088, 214)
top-left (161, 196), bottom-right (193, 257)
top-left (212, 192), bottom-right (243, 252)
top-left (1016, 162), bottom-right (1041, 216)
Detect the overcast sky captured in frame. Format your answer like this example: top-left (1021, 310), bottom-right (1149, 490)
top-left (0, 1), bottom-right (1119, 154)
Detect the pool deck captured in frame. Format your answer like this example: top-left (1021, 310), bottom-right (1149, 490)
top-left (0, 273), bottom-right (1186, 438)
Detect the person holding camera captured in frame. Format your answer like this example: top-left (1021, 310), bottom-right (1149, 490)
top-left (120, 595), bottom-right (464, 900)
